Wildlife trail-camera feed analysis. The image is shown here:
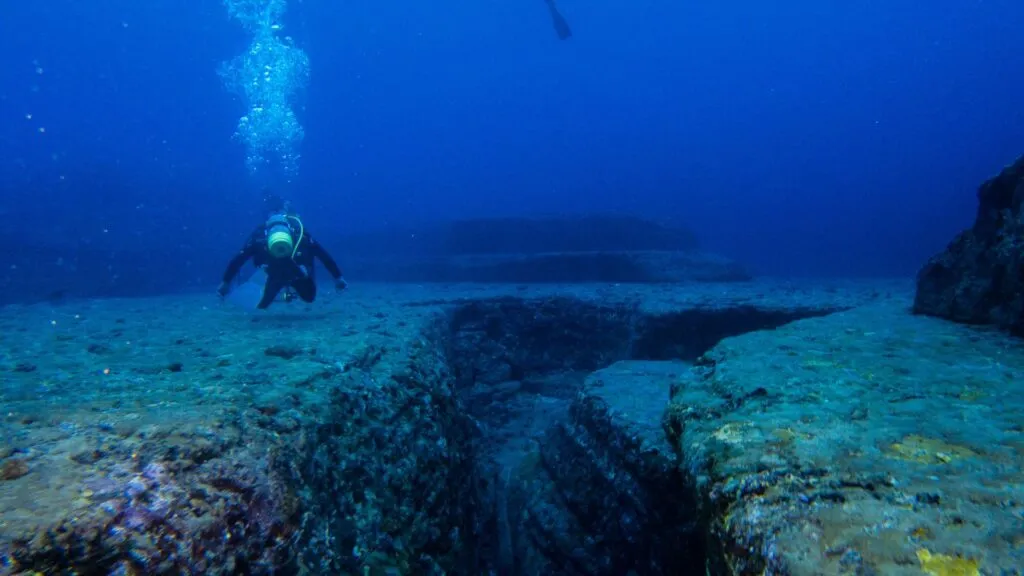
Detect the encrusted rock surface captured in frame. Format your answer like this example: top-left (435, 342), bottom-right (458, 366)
top-left (0, 288), bottom-right (476, 574)
top-left (665, 298), bottom-right (1024, 575)
top-left (4, 278), bottom-right (1018, 575)
top-left (915, 154), bottom-right (1024, 334)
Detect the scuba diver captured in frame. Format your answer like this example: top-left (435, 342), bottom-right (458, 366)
top-left (544, 0), bottom-right (572, 40)
top-left (217, 194), bottom-right (347, 309)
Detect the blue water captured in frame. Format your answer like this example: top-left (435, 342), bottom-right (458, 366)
top-left (0, 0), bottom-right (1022, 299)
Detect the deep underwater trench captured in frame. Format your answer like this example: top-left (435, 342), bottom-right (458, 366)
top-left (443, 296), bottom-right (837, 575)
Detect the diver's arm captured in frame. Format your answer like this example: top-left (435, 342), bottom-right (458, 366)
top-left (309, 237), bottom-right (344, 280)
top-left (221, 233), bottom-right (259, 284)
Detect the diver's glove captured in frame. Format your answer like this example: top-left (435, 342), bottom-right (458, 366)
top-left (334, 276), bottom-right (348, 291)
top-left (217, 281), bottom-right (231, 298)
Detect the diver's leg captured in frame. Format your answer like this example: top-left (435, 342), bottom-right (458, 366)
top-left (290, 264), bottom-right (317, 303)
top-left (291, 279), bottom-right (316, 303)
top-left (292, 276), bottom-right (317, 303)
top-left (257, 273), bottom-right (288, 309)
top-left (546, 0), bottom-right (572, 40)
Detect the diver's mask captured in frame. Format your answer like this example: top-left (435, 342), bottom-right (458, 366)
top-left (265, 214), bottom-right (295, 259)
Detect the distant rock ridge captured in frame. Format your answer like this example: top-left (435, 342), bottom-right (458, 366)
top-left (914, 154), bottom-right (1024, 334)
top-left (336, 215), bottom-right (751, 284)
top-left (345, 214), bottom-right (701, 256)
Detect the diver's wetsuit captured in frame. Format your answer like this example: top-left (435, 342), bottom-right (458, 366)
top-left (221, 224), bottom-right (344, 309)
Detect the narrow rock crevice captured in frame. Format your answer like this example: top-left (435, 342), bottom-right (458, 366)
top-left (446, 296), bottom-right (845, 574)
top-left (630, 305), bottom-right (836, 360)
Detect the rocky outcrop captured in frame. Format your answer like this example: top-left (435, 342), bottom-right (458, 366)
top-left (0, 299), bottom-right (479, 575)
top-left (914, 155), bottom-right (1024, 334)
top-left (2, 433), bottom-right (300, 574)
top-left (663, 300), bottom-right (1024, 575)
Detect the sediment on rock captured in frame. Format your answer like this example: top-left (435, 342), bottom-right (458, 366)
top-left (664, 300), bottom-right (1024, 575)
top-left (0, 307), bottom-right (481, 576)
top-left (1, 419), bottom-right (304, 575)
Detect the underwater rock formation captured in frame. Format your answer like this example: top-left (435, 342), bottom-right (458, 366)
top-left (337, 215), bottom-right (751, 284)
top-left (0, 409), bottom-right (301, 573)
top-left (914, 154), bottom-right (1024, 334)
top-left (13, 278), bottom-right (1018, 576)
top-left (663, 300), bottom-right (1024, 575)
top-left (443, 282), bottom-right (885, 574)
top-left (293, 313), bottom-right (480, 574)
top-left (0, 295), bottom-right (480, 575)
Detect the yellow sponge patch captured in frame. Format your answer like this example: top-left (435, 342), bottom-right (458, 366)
top-left (916, 548), bottom-right (980, 576)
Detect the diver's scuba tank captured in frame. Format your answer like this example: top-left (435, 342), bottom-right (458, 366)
top-left (265, 214), bottom-right (295, 258)
top-left (264, 212), bottom-right (305, 260)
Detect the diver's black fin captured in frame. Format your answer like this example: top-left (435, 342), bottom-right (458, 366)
top-left (545, 0), bottom-right (572, 40)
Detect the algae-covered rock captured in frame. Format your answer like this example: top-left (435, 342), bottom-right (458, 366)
top-left (0, 292), bottom-right (478, 575)
top-left (292, 311), bottom-right (479, 574)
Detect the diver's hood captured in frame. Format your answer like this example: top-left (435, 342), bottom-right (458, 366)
top-left (265, 214), bottom-right (294, 258)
